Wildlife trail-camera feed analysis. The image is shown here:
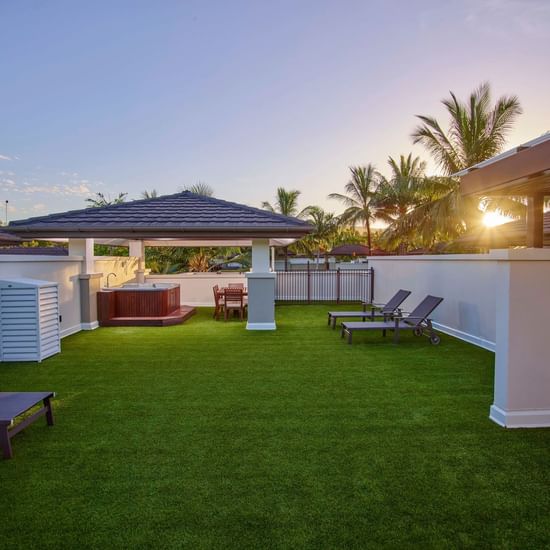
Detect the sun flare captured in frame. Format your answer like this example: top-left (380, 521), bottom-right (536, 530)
top-left (483, 211), bottom-right (511, 228)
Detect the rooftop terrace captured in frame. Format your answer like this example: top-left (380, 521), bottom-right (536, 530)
top-left (1, 305), bottom-right (549, 548)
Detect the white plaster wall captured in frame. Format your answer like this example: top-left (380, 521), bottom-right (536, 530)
top-left (94, 256), bottom-right (139, 287)
top-left (0, 255), bottom-right (83, 338)
top-left (368, 254), bottom-right (498, 350)
top-left (497, 258), bottom-right (550, 412)
top-left (146, 272), bottom-right (247, 306)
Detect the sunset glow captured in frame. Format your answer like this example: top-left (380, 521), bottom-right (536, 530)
top-left (483, 211), bottom-right (511, 228)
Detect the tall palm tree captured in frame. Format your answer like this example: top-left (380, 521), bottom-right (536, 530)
top-left (375, 154), bottom-right (427, 222)
top-left (412, 82), bottom-right (522, 175)
top-left (329, 164), bottom-right (381, 251)
top-left (141, 189), bottom-right (158, 199)
top-left (295, 206), bottom-right (339, 269)
top-left (390, 83), bottom-right (522, 246)
top-left (85, 192), bottom-right (127, 208)
top-left (262, 187), bottom-right (307, 270)
top-left (262, 187), bottom-right (307, 217)
top-left (182, 182), bottom-right (214, 196)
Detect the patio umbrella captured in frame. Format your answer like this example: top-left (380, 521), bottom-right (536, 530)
top-left (329, 244), bottom-right (370, 257)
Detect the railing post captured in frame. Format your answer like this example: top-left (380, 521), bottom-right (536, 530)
top-left (307, 261), bottom-right (311, 304)
top-left (369, 267), bottom-right (374, 304)
top-left (336, 268), bottom-right (341, 304)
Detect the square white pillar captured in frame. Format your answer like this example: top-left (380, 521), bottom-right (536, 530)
top-left (490, 249), bottom-right (550, 428)
top-left (247, 239), bottom-right (276, 330)
top-left (68, 238), bottom-right (101, 330)
top-left (68, 238), bottom-right (95, 274)
top-left (129, 240), bottom-right (146, 283)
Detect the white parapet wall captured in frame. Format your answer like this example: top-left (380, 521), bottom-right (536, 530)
top-left (94, 256), bottom-right (139, 288)
top-left (0, 255), bottom-right (138, 338)
top-left (368, 253), bottom-right (498, 350)
top-left (0, 255), bottom-right (84, 338)
top-left (146, 272), bottom-right (247, 306)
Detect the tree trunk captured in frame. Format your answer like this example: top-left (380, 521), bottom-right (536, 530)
top-left (366, 220), bottom-right (372, 252)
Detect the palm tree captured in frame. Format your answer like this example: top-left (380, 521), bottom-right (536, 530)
top-left (412, 82), bottom-right (522, 175)
top-left (182, 182), bottom-right (214, 196)
top-left (85, 192), bottom-right (127, 208)
top-left (329, 164), bottom-right (381, 251)
top-left (262, 187), bottom-right (308, 270)
top-left (261, 187), bottom-right (307, 218)
top-left (388, 83), bottom-right (523, 247)
top-left (141, 189), bottom-right (158, 199)
top-left (375, 154), bottom-right (426, 223)
top-left (295, 206), bottom-right (339, 269)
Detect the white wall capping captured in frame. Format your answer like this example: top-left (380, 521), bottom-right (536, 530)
top-left (245, 272), bottom-right (277, 279)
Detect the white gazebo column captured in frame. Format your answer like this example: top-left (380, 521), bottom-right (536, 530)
top-left (490, 249), bottom-right (550, 428)
top-left (69, 238), bottom-right (102, 330)
top-left (246, 238), bottom-right (277, 330)
top-left (129, 240), bottom-right (146, 284)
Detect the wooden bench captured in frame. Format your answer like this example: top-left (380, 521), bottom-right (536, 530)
top-left (0, 392), bottom-right (55, 459)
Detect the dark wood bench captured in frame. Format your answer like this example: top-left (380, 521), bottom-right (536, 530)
top-left (0, 392), bottom-right (55, 459)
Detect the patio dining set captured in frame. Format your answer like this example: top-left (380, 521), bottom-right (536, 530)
top-left (212, 284), bottom-right (248, 321)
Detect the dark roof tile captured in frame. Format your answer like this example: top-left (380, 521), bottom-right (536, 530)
top-left (8, 192), bottom-right (312, 238)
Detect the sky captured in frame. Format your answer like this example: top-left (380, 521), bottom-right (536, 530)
top-left (1, 0), bottom-right (549, 223)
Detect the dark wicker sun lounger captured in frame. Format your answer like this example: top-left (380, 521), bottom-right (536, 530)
top-left (0, 392), bottom-right (55, 459)
top-left (340, 295), bottom-right (443, 345)
top-left (327, 289), bottom-right (411, 329)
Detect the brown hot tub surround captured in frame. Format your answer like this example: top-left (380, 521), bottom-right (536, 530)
top-left (97, 283), bottom-right (195, 327)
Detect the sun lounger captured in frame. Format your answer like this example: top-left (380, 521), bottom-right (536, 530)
top-left (0, 392), bottom-right (55, 459)
top-left (340, 295), bottom-right (443, 345)
top-left (327, 289), bottom-right (411, 329)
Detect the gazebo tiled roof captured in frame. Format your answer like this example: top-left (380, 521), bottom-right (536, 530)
top-left (7, 191), bottom-right (312, 240)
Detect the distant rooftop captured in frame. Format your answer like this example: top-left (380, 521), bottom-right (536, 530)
top-left (7, 191), bottom-right (312, 240)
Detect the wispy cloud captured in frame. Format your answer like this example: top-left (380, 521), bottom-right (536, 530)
top-left (0, 154), bottom-right (13, 161)
top-left (464, 0), bottom-right (550, 36)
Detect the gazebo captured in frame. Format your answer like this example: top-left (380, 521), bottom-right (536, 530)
top-left (458, 133), bottom-right (550, 428)
top-left (7, 191), bottom-right (312, 330)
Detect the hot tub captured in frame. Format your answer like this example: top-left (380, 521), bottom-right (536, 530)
top-left (97, 283), bottom-right (181, 323)
top-left (114, 283), bottom-right (178, 291)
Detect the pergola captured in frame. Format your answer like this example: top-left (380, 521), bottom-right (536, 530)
top-left (458, 133), bottom-right (550, 247)
top-left (458, 133), bottom-right (550, 428)
top-left (7, 191), bottom-right (312, 330)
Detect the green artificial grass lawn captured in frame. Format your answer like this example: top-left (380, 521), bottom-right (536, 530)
top-left (1, 305), bottom-right (549, 549)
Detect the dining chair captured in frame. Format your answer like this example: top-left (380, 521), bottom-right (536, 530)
top-left (224, 288), bottom-right (246, 321)
top-left (213, 285), bottom-right (224, 320)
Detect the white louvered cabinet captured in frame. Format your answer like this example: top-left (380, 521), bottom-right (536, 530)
top-left (0, 279), bottom-right (61, 362)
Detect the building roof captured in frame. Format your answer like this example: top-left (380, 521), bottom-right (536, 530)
top-left (329, 244), bottom-right (370, 256)
top-left (0, 246), bottom-right (69, 256)
top-left (7, 191), bottom-right (313, 239)
top-left (458, 133), bottom-right (550, 196)
top-left (0, 230), bottom-right (23, 245)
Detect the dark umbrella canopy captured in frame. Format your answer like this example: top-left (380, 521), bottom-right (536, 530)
top-left (329, 244), bottom-right (370, 256)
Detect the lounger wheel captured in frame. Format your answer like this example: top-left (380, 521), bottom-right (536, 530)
top-left (413, 327), bottom-right (423, 337)
top-left (430, 334), bottom-right (441, 345)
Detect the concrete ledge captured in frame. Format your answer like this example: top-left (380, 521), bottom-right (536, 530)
top-left (0, 255), bottom-right (84, 262)
top-left (247, 322), bottom-right (276, 330)
top-left (490, 405), bottom-right (550, 428)
top-left (245, 272), bottom-right (277, 279)
top-left (81, 321), bottom-right (99, 331)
